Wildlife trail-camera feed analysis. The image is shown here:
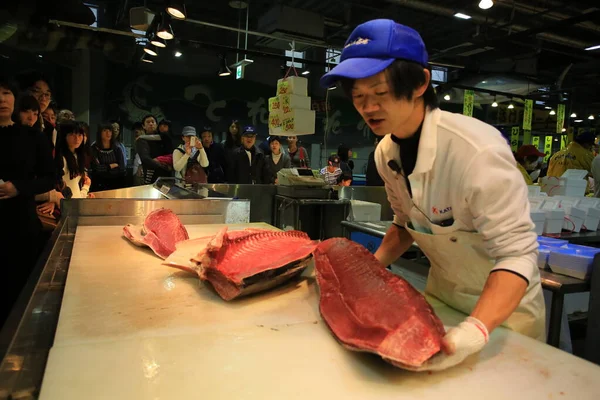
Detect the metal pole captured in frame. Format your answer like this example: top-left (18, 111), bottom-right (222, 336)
top-left (244, 0), bottom-right (249, 60)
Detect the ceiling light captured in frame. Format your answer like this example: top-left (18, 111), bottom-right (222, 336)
top-left (150, 35), bottom-right (167, 48)
top-left (481, 80), bottom-right (487, 84)
top-left (585, 44), bottom-right (600, 51)
top-left (444, 94), bottom-right (451, 101)
top-left (166, 0), bottom-right (187, 20)
top-left (574, 119), bottom-right (583, 123)
top-left (478, 0), bottom-right (494, 10)
top-left (174, 51), bottom-right (182, 58)
top-left (141, 54), bottom-right (154, 64)
top-left (589, 115), bottom-right (595, 120)
top-left (562, 128), bottom-right (567, 132)
top-left (491, 95), bottom-right (498, 107)
top-left (454, 13), bottom-right (472, 20)
top-left (328, 86), bottom-right (337, 91)
top-left (508, 103), bottom-right (514, 109)
top-left (554, 138), bottom-right (559, 142)
top-left (144, 43), bottom-right (158, 56)
top-left (545, 106), bottom-right (551, 110)
top-left (157, 14), bottom-right (174, 40)
top-left (38, 54), bottom-right (43, 58)
top-left (218, 54), bottom-right (231, 76)
top-left (549, 110), bottom-right (556, 115)
top-left (570, 113), bottom-right (577, 118)
top-left (302, 70), bottom-right (310, 75)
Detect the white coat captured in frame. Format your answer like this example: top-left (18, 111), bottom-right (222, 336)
top-left (375, 107), bottom-right (546, 340)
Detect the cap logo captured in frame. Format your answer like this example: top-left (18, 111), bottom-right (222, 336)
top-left (345, 37), bottom-right (370, 48)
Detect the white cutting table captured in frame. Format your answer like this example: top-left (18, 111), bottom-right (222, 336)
top-left (39, 224), bottom-right (600, 399)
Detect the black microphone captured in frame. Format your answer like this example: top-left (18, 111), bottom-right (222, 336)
top-left (387, 160), bottom-right (402, 173)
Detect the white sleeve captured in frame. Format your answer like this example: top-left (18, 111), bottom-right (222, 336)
top-left (172, 149), bottom-right (189, 172)
top-left (196, 147), bottom-right (209, 167)
top-left (463, 145), bottom-right (538, 283)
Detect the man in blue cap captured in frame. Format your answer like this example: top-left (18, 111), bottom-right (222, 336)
top-left (321, 19), bottom-right (545, 371)
top-left (227, 125), bottom-right (271, 184)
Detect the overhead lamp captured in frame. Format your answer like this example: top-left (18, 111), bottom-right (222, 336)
top-left (141, 54), bottom-right (154, 64)
top-left (574, 119), bottom-right (583, 123)
top-left (478, 0), bottom-right (494, 10)
top-left (174, 51), bottom-right (182, 58)
top-left (218, 55), bottom-right (231, 77)
top-left (150, 34), bottom-right (167, 48)
top-left (491, 95), bottom-right (498, 107)
top-left (508, 102), bottom-right (514, 109)
top-left (570, 112), bottom-right (577, 118)
top-left (166, 0), bottom-right (187, 20)
top-left (562, 128), bottom-right (567, 132)
top-left (549, 110), bottom-right (556, 115)
top-left (544, 106), bottom-right (552, 110)
top-left (454, 13), bottom-right (472, 20)
top-left (143, 43), bottom-right (158, 56)
top-left (444, 94), bottom-right (451, 101)
top-left (302, 70), bottom-right (310, 75)
top-left (328, 86), bottom-right (337, 91)
top-left (554, 138), bottom-right (559, 142)
top-left (589, 115), bottom-right (595, 120)
top-left (157, 14), bottom-right (174, 40)
top-left (585, 44), bottom-right (600, 51)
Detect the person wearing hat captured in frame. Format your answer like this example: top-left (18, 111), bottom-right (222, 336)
top-left (547, 131), bottom-right (596, 178)
top-left (515, 145), bottom-right (545, 185)
top-left (320, 19), bottom-right (545, 371)
top-left (227, 126), bottom-right (271, 184)
top-left (320, 155), bottom-right (343, 185)
top-left (173, 126), bottom-right (209, 183)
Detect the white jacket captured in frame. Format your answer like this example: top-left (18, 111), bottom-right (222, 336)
top-left (375, 108), bottom-right (538, 284)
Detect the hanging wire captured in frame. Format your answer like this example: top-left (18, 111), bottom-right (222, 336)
top-left (283, 40), bottom-right (299, 79)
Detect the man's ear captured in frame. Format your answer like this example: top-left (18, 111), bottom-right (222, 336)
top-left (414, 69), bottom-right (431, 98)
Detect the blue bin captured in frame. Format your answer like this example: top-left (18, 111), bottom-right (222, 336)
top-left (350, 232), bottom-right (382, 254)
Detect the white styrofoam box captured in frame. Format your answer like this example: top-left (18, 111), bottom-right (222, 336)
top-left (268, 111), bottom-right (283, 134)
top-left (279, 108), bottom-right (316, 136)
top-left (541, 171), bottom-right (588, 197)
top-left (530, 210), bottom-right (545, 235)
top-left (268, 94), bottom-right (311, 113)
top-left (276, 76), bottom-right (308, 96)
top-left (529, 196), bottom-right (545, 210)
top-left (581, 207), bottom-right (600, 231)
top-left (561, 205), bottom-right (586, 233)
top-left (548, 244), bottom-right (600, 280)
top-left (537, 245), bottom-right (553, 270)
top-left (347, 200), bottom-right (382, 222)
top-left (527, 185), bottom-right (541, 197)
top-left (544, 209), bottom-right (565, 234)
top-left (541, 198), bottom-right (561, 211)
top-left (562, 169), bottom-right (588, 180)
top-left (578, 197), bottom-right (600, 209)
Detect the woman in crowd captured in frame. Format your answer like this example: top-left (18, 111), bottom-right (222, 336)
top-left (265, 136), bottom-right (291, 183)
top-left (54, 121), bottom-right (92, 200)
top-left (111, 120), bottom-right (128, 167)
top-left (287, 135), bottom-right (310, 168)
top-left (173, 126), bottom-right (209, 183)
top-left (337, 143), bottom-right (354, 173)
top-left (0, 76), bottom-right (54, 327)
top-left (90, 123), bottom-right (126, 191)
top-left (223, 120), bottom-right (242, 180)
top-left (16, 94), bottom-right (42, 132)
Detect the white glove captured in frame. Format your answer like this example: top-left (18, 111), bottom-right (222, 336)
top-left (406, 316), bottom-right (489, 372)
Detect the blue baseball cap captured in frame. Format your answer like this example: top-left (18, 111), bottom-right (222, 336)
top-left (242, 125), bottom-right (256, 136)
top-left (320, 19), bottom-right (428, 88)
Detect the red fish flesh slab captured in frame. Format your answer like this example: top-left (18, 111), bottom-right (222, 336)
top-left (123, 208), bottom-right (189, 259)
top-left (314, 238), bottom-right (445, 369)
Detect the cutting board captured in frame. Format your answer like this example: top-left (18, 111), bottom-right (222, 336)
top-left (40, 224), bottom-right (600, 399)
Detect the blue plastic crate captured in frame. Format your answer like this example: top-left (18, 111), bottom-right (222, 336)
top-left (350, 232), bottom-right (382, 254)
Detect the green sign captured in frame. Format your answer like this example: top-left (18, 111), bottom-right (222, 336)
top-left (560, 135), bottom-right (568, 150)
top-left (556, 104), bottom-right (565, 133)
top-left (532, 136), bottom-right (540, 148)
top-left (544, 136), bottom-right (553, 163)
top-left (523, 129), bottom-right (532, 145)
top-left (523, 99), bottom-right (533, 130)
top-left (463, 90), bottom-right (474, 117)
top-left (510, 126), bottom-right (520, 151)
top-left (236, 65), bottom-right (244, 80)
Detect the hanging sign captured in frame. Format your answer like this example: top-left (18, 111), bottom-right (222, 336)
top-left (556, 104), bottom-right (565, 133)
top-left (510, 126), bottom-right (520, 151)
top-left (560, 135), bottom-right (568, 150)
top-left (523, 99), bottom-right (533, 130)
top-left (523, 129), bottom-right (532, 145)
top-left (463, 90), bottom-right (474, 117)
top-left (544, 136), bottom-right (553, 163)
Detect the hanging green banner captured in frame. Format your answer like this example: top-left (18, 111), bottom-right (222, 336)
top-left (523, 129), bottom-right (532, 145)
top-left (567, 127), bottom-right (575, 143)
top-left (523, 99), bottom-right (533, 130)
top-left (532, 136), bottom-right (540, 148)
top-left (544, 136), bottom-right (553, 162)
top-left (510, 126), bottom-right (520, 151)
top-left (463, 90), bottom-right (474, 117)
top-left (556, 104), bottom-right (565, 133)
top-left (560, 135), bottom-right (568, 150)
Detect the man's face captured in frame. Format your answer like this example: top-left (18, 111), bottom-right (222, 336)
top-left (201, 131), bottom-right (213, 148)
top-left (242, 134), bottom-right (256, 149)
top-left (43, 108), bottom-right (56, 125)
top-left (351, 70), bottom-right (426, 138)
top-left (143, 117), bottom-right (157, 133)
top-left (0, 87), bottom-right (15, 120)
top-left (30, 80), bottom-right (51, 113)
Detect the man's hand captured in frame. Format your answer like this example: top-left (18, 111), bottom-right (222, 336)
top-left (37, 201), bottom-right (56, 215)
top-left (109, 163), bottom-right (119, 169)
top-left (406, 317), bottom-right (489, 372)
top-left (0, 181), bottom-right (19, 200)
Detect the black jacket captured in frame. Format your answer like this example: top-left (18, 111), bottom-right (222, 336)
top-left (366, 151), bottom-right (385, 186)
top-left (204, 142), bottom-right (227, 183)
top-left (135, 134), bottom-right (172, 183)
top-left (227, 145), bottom-right (271, 184)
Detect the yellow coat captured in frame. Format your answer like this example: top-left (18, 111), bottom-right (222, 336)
top-left (517, 162), bottom-right (533, 185)
top-left (547, 142), bottom-right (594, 178)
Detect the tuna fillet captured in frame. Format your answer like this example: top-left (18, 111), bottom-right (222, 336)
top-left (314, 238), bottom-right (445, 369)
top-left (123, 208), bottom-right (189, 259)
top-left (165, 228), bottom-right (318, 301)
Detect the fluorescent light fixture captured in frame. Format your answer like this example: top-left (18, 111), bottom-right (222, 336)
top-left (545, 106), bottom-right (551, 109)
top-left (454, 13), bottom-right (472, 20)
top-left (444, 94), bottom-right (451, 101)
top-left (302, 70), bottom-right (310, 75)
top-left (479, 0), bottom-right (494, 10)
top-left (174, 51), bottom-right (182, 57)
top-left (328, 86), bottom-right (337, 90)
top-left (585, 44), bottom-right (600, 51)
top-left (549, 110), bottom-right (556, 115)
top-left (589, 115), bottom-right (595, 120)
top-left (570, 113), bottom-right (577, 118)
top-left (574, 119), bottom-right (583, 123)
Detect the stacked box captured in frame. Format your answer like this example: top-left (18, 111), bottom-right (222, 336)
top-left (268, 76), bottom-right (315, 136)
